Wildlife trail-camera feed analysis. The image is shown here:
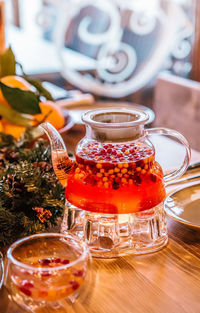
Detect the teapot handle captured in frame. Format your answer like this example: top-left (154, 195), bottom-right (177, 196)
top-left (146, 127), bottom-right (191, 183)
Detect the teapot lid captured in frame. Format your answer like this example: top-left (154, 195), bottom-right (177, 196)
top-left (82, 107), bottom-right (149, 142)
top-left (82, 107), bottom-right (149, 127)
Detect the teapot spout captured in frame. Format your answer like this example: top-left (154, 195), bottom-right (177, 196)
top-left (39, 122), bottom-right (73, 187)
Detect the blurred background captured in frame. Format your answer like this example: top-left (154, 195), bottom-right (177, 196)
top-left (2, 0), bottom-right (200, 149)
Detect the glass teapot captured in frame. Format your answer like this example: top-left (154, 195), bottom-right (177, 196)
top-left (40, 108), bottom-right (190, 257)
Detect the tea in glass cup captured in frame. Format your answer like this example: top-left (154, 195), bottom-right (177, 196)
top-left (5, 233), bottom-right (90, 312)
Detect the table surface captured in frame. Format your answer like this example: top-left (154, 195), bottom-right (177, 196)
top-left (1, 125), bottom-right (200, 313)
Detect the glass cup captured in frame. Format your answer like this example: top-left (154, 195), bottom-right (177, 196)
top-left (5, 233), bottom-right (90, 312)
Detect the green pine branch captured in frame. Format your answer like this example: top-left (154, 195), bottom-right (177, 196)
top-left (0, 131), bottom-right (65, 246)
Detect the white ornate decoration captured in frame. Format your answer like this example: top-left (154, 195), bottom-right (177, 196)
top-left (41, 0), bottom-right (193, 97)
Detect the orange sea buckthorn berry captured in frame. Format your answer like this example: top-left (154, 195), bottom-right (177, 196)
top-left (111, 175), bottom-right (115, 179)
top-left (133, 162), bottom-right (136, 167)
top-left (75, 168), bottom-right (80, 174)
top-left (118, 163), bottom-right (123, 168)
top-left (104, 173), bottom-right (109, 177)
top-left (48, 287), bottom-right (57, 299)
top-left (141, 169), bottom-right (146, 175)
top-left (96, 163), bottom-right (102, 169)
top-left (121, 168), bottom-right (127, 174)
top-left (60, 287), bottom-right (67, 297)
top-left (128, 179), bottom-right (133, 185)
top-left (104, 182), bottom-right (109, 188)
top-left (114, 167), bottom-right (120, 173)
top-left (100, 168), bottom-right (105, 173)
top-left (124, 150), bottom-right (130, 155)
top-left (108, 169), bottom-right (114, 175)
top-left (136, 167), bottom-right (141, 172)
top-left (145, 164), bottom-right (149, 170)
top-left (97, 173), bottom-right (103, 178)
top-left (123, 163), bottom-right (129, 168)
top-left (121, 178), bottom-right (127, 184)
top-left (117, 173), bottom-right (122, 178)
top-left (74, 174), bottom-right (79, 180)
top-left (103, 177), bottom-right (108, 182)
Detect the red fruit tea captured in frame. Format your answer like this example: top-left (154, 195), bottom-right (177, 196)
top-left (65, 141), bottom-right (166, 214)
top-left (11, 256), bottom-right (85, 301)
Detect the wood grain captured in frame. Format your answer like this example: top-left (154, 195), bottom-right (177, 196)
top-left (0, 127), bottom-right (200, 313)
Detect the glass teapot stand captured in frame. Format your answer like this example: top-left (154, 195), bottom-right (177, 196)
top-left (61, 202), bottom-right (168, 258)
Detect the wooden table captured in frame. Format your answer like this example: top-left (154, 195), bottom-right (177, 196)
top-left (1, 126), bottom-right (200, 313)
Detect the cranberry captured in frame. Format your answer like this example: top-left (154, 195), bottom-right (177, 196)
top-left (104, 156), bottom-right (111, 161)
top-left (21, 280), bottom-right (34, 288)
top-left (73, 269), bottom-right (84, 277)
top-left (19, 286), bottom-right (32, 296)
top-left (150, 174), bottom-right (157, 182)
top-left (107, 148), bottom-right (112, 153)
top-left (133, 175), bottom-right (142, 186)
top-left (51, 257), bottom-right (61, 263)
top-left (100, 149), bottom-right (106, 155)
top-left (22, 270), bottom-right (30, 275)
top-left (115, 177), bottom-right (120, 183)
top-left (62, 259), bottom-right (70, 265)
top-left (112, 181), bottom-right (120, 190)
top-left (84, 159), bottom-right (91, 166)
top-left (41, 271), bottom-right (51, 277)
top-left (70, 280), bottom-right (80, 290)
top-left (103, 162), bottom-right (112, 170)
top-left (38, 258), bottom-right (51, 265)
top-left (39, 289), bottom-right (48, 297)
top-left (84, 176), bottom-right (97, 186)
top-left (136, 160), bottom-right (144, 168)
